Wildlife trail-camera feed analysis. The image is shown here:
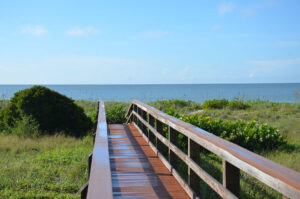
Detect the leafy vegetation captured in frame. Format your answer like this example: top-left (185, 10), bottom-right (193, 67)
top-left (8, 114), bottom-right (41, 138)
top-left (148, 99), bottom-right (201, 114)
top-left (170, 113), bottom-right (286, 151)
top-left (202, 98), bottom-right (229, 109)
top-left (105, 105), bottom-right (126, 124)
top-left (202, 98), bottom-right (249, 110)
top-left (0, 99), bottom-right (9, 110)
top-left (0, 86), bottom-right (93, 137)
top-left (228, 100), bottom-right (250, 110)
top-left (0, 134), bottom-right (93, 198)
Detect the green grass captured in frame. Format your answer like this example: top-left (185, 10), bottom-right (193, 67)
top-left (0, 134), bottom-right (93, 198)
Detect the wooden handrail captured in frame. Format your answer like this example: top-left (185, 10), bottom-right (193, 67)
top-left (126, 100), bottom-right (300, 199)
top-left (87, 101), bottom-right (113, 199)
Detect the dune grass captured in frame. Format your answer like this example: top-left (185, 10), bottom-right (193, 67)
top-left (0, 134), bottom-right (93, 198)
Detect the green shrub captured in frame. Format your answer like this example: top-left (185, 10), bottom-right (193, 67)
top-left (9, 114), bottom-right (41, 138)
top-left (202, 99), bottom-right (229, 109)
top-left (202, 99), bottom-right (250, 110)
top-left (0, 86), bottom-right (92, 137)
top-left (0, 100), bottom-right (9, 110)
top-left (170, 112), bottom-right (286, 151)
top-left (228, 100), bottom-right (249, 110)
top-left (148, 99), bottom-right (201, 113)
top-left (88, 109), bottom-right (98, 124)
top-left (106, 104), bottom-right (127, 124)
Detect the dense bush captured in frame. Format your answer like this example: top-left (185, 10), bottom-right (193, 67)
top-left (202, 99), bottom-right (249, 110)
top-left (0, 86), bottom-right (92, 137)
top-left (0, 100), bottom-right (9, 110)
top-left (228, 100), bottom-right (250, 110)
top-left (106, 104), bottom-right (127, 124)
top-left (202, 99), bottom-right (229, 109)
top-left (169, 111), bottom-right (286, 151)
top-left (9, 114), bottom-right (41, 137)
top-left (148, 99), bottom-right (201, 113)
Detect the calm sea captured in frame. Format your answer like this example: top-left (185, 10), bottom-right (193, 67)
top-left (0, 84), bottom-right (299, 103)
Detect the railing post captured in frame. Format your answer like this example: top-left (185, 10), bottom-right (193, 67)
top-left (188, 138), bottom-right (201, 196)
top-left (223, 160), bottom-right (240, 197)
top-left (169, 127), bottom-right (178, 168)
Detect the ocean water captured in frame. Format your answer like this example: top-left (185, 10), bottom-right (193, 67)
top-left (0, 84), bottom-right (299, 103)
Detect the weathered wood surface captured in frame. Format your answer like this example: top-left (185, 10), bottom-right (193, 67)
top-left (109, 124), bottom-right (190, 198)
top-left (86, 101), bottom-right (113, 199)
top-left (126, 100), bottom-right (300, 199)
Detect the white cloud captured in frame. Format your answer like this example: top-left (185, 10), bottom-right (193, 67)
top-left (66, 27), bottom-right (101, 36)
top-left (140, 31), bottom-right (169, 38)
top-left (218, 3), bottom-right (234, 15)
top-left (211, 25), bottom-right (222, 32)
top-left (21, 25), bottom-right (47, 36)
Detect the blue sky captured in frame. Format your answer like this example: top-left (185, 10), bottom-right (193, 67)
top-left (0, 0), bottom-right (299, 84)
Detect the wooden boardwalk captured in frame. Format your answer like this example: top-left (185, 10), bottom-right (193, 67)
top-left (83, 101), bottom-right (300, 199)
top-left (109, 124), bottom-right (189, 198)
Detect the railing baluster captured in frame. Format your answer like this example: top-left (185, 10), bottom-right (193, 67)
top-left (141, 110), bottom-right (147, 136)
top-left (148, 114), bottom-right (156, 145)
top-left (223, 160), bottom-right (240, 197)
top-left (149, 114), bottom-right (155, 127)
top-left (156, 119), bottom-right (164, 153)
top-left (169, 127), bottom-right (178, 169)
top-left (188, 138), bottom-right (201, 196)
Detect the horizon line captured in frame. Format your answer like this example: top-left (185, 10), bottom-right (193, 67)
top-left (0, 82), bottom-right (300, 86)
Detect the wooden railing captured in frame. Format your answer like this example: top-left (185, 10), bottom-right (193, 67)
top-left (81, 101), bottom-right (113, 199)
top-left (126, 100), bottom-right (300, 199)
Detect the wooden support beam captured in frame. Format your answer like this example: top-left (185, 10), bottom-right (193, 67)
top-left (80, 182), bottom-right (88, 199)
top-left (223, 160), bottom-right (240, 197)
top-left (88, 152), bottom-right (92, 178)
